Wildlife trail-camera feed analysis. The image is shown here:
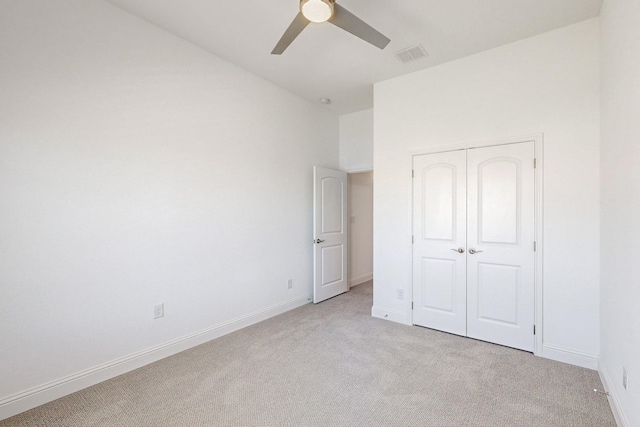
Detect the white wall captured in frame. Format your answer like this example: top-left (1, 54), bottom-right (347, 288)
top-left (373, 19), bottom-right (600, 368)
top-left (0, 0), bottom-right (338, 418)
top-left (339, 109), bottom-right (373, 172)
top-left (599, 0), bottom-right (640, 425)
top-left (348, 172), bottom-right (373, 287)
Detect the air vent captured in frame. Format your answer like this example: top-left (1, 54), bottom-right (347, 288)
top-left (395, 45), bottom-right (428, 64)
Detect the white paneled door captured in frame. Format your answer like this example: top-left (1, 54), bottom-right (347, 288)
top-left (313, 166), bottom-right (348, 303)
top-left (413, 142), bottom-right (536, 352)
top-left (412, 150), bottom-right (468, 336)
top-left (467, 143), bottom-right (535, 351)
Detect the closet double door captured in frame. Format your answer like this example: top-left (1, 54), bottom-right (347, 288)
top-left (412, 142), bottom-right (535, 352)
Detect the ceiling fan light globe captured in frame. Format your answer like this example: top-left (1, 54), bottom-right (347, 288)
top-left (301, 0), bottom-right (334, 23)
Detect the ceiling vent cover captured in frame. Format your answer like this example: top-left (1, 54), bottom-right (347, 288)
top-left (395, 45), bottom-right (428, 64)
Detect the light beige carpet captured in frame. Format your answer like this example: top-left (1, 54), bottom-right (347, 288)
top-left (2, 281), bottom-right (615, 426)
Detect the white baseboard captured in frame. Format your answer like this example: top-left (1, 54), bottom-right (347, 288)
top-left (371, 306), bottom-right (411, 325)
top-left (0, 295), bottom-right (312, 421)
top-left (599, 362), bottom-right (629, 427)
top-left (541, 343), bottom-right (599, 370)
top-left (349, 273), bottom-right (373, 287)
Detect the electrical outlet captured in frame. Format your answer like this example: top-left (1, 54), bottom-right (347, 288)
top-left (397, 289), bottom-right (404, 300)
top-left (154, 303), bottom-right (164, 319)
top-left (287, 279), bottom-right (293, 289)
top-left (623, 367), bottom-right (628, 390)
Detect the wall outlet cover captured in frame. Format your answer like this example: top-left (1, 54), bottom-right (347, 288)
top-left (154, 303), bottom-right (164, 319)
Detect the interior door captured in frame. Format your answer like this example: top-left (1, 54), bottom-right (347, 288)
top-left (412, 151), bottom-right (468, 336)
top-left (313, 166), bottom-right (348, 303)
top-left (412, 142), bottom-right (536, 352)
top-left (466, 142), bottom-right (535, 351)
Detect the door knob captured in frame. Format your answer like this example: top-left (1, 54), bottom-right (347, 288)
top-left (314, 239), bottom-right (325, 244)
top-left (468, 248), bottom-right (483, 254)
top-left (450, 248), bottom-right (465, 253)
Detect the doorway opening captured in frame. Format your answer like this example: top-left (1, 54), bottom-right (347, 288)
top-left (348, 171), bottom-right (373, 289)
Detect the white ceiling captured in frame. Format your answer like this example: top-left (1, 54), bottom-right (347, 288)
top-left (106, 0), bottom-right (602, 115)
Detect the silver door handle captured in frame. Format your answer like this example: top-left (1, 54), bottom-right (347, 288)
top-left (450, 248), bottom-right (465, 253)
top-left (314, 239), bottom-right (325, 244)
top-left (468, 248), bottom-right (483, 254)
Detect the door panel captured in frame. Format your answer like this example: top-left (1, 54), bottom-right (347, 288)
top-left (412, 151), bottom-right (467, 336)
top-left (321, 245), bottom-right (344, 286)
top-left (422, 165), bottom-right (457, 241)
top-left (467, 142), bottom-right (535, 351)
top-left (476, 263), bottom-right (520, 325)
top-left (478, 159), bottom-right (520, 244)
top-left (314, 166), bottom-right (348, 303)
top-left (321, 177), bottom-right (344, 234)
top-left (420, 257), bottom-right (457, 313)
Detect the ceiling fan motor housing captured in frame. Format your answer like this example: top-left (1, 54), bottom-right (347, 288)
top-left (300, 0), bottom-right (335, 23)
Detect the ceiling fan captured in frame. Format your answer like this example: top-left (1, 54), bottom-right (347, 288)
top-left (272, 0), bottom-right (391, 55)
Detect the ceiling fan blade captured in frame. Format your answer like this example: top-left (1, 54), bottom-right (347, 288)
top-left (329, 3), bottom-right (390, 50)
top-left (272, 12), bottom-right (310, 55)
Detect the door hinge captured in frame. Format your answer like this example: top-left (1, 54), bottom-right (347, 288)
top-left (534, 241), bottom-right (537, 251)
top-left (533, 325), bottom-right (536, 335)
top-left (412, 169), bottom-right (415, 178)
top-left (534, 158), bottom-right (537, 168)
top-left (412, 235), bottom-right (415, 244)
top-left (412, 302), bottom-right (414, 310)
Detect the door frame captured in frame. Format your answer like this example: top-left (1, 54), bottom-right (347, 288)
top-left (409, 133), bottom-right (544, 356)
